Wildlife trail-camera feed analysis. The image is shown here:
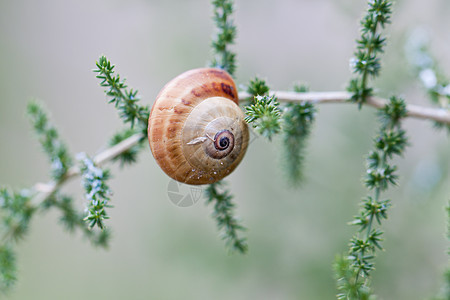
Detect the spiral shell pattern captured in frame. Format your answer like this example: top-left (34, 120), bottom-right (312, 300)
top-left (148, 68), bottom-right (249, 185)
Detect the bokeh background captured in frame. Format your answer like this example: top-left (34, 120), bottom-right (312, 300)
top-left (1, 0), bottom-right (449, 299)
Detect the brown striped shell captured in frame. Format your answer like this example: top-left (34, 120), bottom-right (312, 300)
top-left (148, 68), bottom-right (249, 185)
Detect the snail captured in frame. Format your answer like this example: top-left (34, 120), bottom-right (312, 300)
top-left (148, 68), bottom-right (249, 185)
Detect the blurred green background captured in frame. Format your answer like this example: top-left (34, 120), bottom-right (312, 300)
top-left (0, 0), bottom-right (449, 299)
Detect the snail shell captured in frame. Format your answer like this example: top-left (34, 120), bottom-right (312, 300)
top-left (148, 68), bottom-right (249, 185)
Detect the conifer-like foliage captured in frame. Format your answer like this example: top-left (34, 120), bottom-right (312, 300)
top-left (205, 182), bottom-right (247, 253)
top-left (109, 128), bottom-right (145, 167)
top-left (245, 95), bottom-right (282, 140)
top-left (335, 96), bottom-right (408, 299)
top-left (0, 188), bottom-right (33, 290)
top-left (246, 77), bottom-right (270, 97)
top-left (94, 56), bottom-right (150, 130)
top-left (0, 245), bottom-right (16, 290)
top-left (334, 2), bottom-right (411, 298)
top-left (244, 77), bottom-right (316, 186)
top-left (43, 193), bottom-right (111, 248)
top-left (78, 153), bottom-right (112, 230)
top-left (27, 102), bottom-right (73, 181)
top-left (0, 0), bottom-right (449, 298)
top-left (206, 0), bottom-right (247, 254)
top-left (0, 58), bottom-right (149, 292)
top-left (281, 100), bottom-right (316, 185)
top-left (348, 0), bottom-right (392, 108)
top-left (210, 0), bottom-right (236, 76)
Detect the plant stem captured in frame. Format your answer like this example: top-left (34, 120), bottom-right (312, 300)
top-left (31, 133), bottom-right (145, 206)
top-left (239, 91), bottom-right (450, 124)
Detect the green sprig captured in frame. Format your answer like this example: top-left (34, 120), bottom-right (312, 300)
top-left (0, 56), bottom-right (150, 293)
top-left (293, 83), bottom-right (310, 93)
top-left (337, 96), bottom-right (408, 298)
top-left (247, 77), bottom-right (270, 98)
top-left (281, 101), bottom-right (316, 185)
top-left (0, 188), bottom-right (35, 292)
top-left (0, 245), bottom-right (16, 291)
top-left (205, 181), bottom-right (247, 254)
top-left (334, 254), bottom-right (374, 300)
top-left (245, 95), bottom-right (281, 140)
top-left (27, 102), bottom-right (73, 181)
top-left (378, 95), bottom-right (407, 126)
top-left (94, 56), bottom-right (149, 130)
top-left (207, 0), bottom-right (244, 256)
top-left (0, 188), bottom-right (35, 243)
top-left (43, 194), bottom-right (110, 248)
top-left (210, 0), bottom-right (237, 76)
top-left (348, 0), bottom-right (392, 108)
top-left (109, 128), bottom-right (144, 167)
top-left (78, 153), bottom-right (112, 230)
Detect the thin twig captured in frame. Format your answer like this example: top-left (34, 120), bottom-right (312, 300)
top-left (31, 133), bottom-right (145, 206)
top-left (239, 91), bottom-right (450, 124)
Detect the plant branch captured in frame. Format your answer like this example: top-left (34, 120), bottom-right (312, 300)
top-left (29, 90), bottom-right (450, 208)
top-left (31, 133), bottom-right (145, 206)
top-left (239, 91), bottom-right (450, 124)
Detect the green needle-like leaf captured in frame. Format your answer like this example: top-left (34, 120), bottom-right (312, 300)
top-left (94, 56), bottom-right (149, 130)
top-left (244, 95), bottom-right (281, 140)
top-left (27, 102), bottom-right (73, 181)
top-left (205, 181), bottom-right (247, 254)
